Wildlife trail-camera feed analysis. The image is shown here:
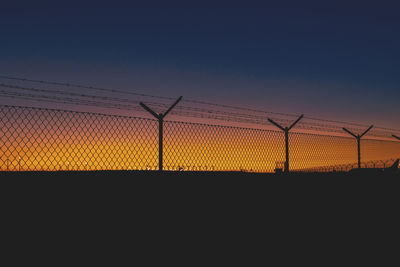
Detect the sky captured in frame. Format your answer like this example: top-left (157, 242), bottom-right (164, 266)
top-left (0, 4), bottom-right (399, 128)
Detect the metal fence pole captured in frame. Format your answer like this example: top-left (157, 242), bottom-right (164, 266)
top-left (140, 96), bottom-right (182, 171)
top-left (343, 125), bottom-right (373, 169)
top-left (268, 114), bottom-right (304, 173)
top-left (158, 116), bottom-right (163, 171)
top-left (357, 137), bottom-right (361, 169)
top-left (285, 129), bottom-right (289, 173)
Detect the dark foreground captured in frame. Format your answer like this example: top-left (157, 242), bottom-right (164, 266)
top-left (2, 170), bottom-right (398, 226)
top-left (1, 170), bottom-right (398, 264)
top-left (2, 170), bottom-right (398, 199)
top-left (2, 169), bottom-right (399, 177)
top-left (3, 170), bottom-right (398, 211)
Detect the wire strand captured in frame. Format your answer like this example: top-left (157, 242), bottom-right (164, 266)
top-left (1, 74), bottom-right (399, 133)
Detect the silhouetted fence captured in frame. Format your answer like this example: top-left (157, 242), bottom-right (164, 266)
top-left (300, 158), bottom-right (399, 173)
top-left (1, 105), bottom-right (400, 172)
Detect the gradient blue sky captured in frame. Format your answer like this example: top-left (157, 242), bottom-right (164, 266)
top-left (1, 4), bottom-right (399, 127)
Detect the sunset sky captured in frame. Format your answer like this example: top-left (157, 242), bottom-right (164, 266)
top-left (1, 4), bottom-right (399, 128)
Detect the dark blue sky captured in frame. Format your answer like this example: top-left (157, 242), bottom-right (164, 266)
top-left (1, 4), bottom-right (399, 127)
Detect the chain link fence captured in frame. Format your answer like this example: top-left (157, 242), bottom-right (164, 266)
top-left (1, 105), bottom-right (400, 172)
top-left (0, 105), bottom-right (158, 171)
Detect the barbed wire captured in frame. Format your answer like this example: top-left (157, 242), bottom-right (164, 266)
top-left (0, 90), bottom-right (143, 111)
top-left (0, 75), bottom-right (399, 135)
top-left (0, 96), bottom-right (397, 142)
top-left (0, 90), bottom-right (397, 138)
top-left (0, 75), bottom-right (176, 101)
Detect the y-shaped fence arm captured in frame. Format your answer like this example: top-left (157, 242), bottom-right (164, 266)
top-left (140, 96), bottom-right (183, 171)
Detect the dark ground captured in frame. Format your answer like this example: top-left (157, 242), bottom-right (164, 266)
top-left (3, 170), bottom-right (398, 212)
top-left (3, 170), bottom-right (397, 220)
top-left (1, 170), bottom-right (398, 263)
top-left (3, 170), bottom-right (398, 227)
top-left (2, 170), bottom-right (398, 201)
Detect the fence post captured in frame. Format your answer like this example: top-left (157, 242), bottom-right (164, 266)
top-left (158, 116), bottom-right (163, 171)
top-left (268, 114), bottom-right (304, 173)
top-left (285, 130), bottom-right (289, 173)
top-left (343, 125), bottom-right (373, 169)
top-left (357, 136), bottom-right (361, 168)
top-left (140, 96), bottom-right (182, 171)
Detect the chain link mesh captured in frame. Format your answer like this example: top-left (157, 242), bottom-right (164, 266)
top-left (291, 133), bottom-right (400, 172)
top-left (0, 105), bottom-right (158, 171)
top-left (164, 121), bottom-right (285, 172)
top-left (1, 105), bottom-right (400, 172)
